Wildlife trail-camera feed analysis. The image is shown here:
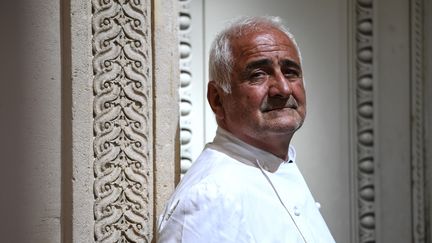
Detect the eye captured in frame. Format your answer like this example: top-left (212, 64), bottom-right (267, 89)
top-left (250, 70), bottom-right (267, 78)
top-left (283, 68), bottom-right (302, 79)
top-left (249, 70), bottom-right (268, 82)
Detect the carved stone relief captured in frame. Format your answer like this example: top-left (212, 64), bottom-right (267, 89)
top-left (353, 0), bottom-right (376, 242)
top-left (178, 0), bottom-right (193, 176)
top-left (92, 0), bottom-right (153, 242)
top-left (411, 0), bottom-right (426, 242)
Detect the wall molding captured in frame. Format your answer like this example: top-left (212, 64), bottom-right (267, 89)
top-left (179, 0), bottom-right (193, 176)
top-left (92, 0), bottom-right (153, 242)
top-left (352, 0), bottom-right (376, 242)
top-left (411, 0), bottom-right (427, 242)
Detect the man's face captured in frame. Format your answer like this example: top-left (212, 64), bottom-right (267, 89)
top-left (220, 27), bottom-right (306, 144)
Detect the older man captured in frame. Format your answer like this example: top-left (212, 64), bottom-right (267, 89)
top-left (157, 16), bottom-right (334, 242)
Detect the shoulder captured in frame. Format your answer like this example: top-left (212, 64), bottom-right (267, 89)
top-left (176, 147), bottom-right (251, 194)
top-left (157, 149), bottom-right (255, 242)
top-left (173, 161), bottom-right (247, 213)
top-left (157, 176), bottom-right (248, 243)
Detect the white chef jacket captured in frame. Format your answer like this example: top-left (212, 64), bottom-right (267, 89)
top-left (157, 128), bottom-right (335, 243)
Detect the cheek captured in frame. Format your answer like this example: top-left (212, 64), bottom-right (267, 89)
top-left (243, 94), bottom-right (266, 113)
top-left (293, 84), bottom-right (306, 102)
top-left (230, 86), bottom-right (268, 111)
top-left (245, 87), bottom-right (268, 103)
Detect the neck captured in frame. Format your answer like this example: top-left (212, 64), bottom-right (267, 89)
top-left (231, 131), bottom-right (293, 160)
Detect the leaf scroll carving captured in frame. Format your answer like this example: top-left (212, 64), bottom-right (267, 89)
top-left (92, 0), bottom-right (152, 242)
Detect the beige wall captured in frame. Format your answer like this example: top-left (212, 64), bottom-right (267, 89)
top-left (0, 0), bottom-right (62, 242)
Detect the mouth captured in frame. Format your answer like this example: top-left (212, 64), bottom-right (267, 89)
top-left (263, 105), bottom-right (297, 113)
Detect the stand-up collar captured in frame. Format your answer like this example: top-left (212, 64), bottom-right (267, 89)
top-left (206, 127), bottom-right (296, 173)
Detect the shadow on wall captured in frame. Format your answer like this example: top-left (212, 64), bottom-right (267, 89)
top-left (0, 1), bottom-right (38, 242)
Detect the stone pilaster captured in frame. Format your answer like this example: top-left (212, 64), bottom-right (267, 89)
top-left (69, 0), bottom-right (178, 242)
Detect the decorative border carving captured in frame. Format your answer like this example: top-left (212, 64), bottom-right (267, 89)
top-left (411, 0), bottom-right (426, 242)
top-left (353, 0), bottom-right (376, 242)
top-left (178, 0), bottom-right (193, 176)
top-left (92, 0), bottom-right (152, 242)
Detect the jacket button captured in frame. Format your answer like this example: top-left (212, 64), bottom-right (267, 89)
top-left (293, 206), bottom-right (301, 216)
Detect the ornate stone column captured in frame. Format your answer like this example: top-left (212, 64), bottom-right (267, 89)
top-left (68, 0), bottom-right (178, 242)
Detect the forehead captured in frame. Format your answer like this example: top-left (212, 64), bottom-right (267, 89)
top-left (230, 27), bottom-right (300, 64)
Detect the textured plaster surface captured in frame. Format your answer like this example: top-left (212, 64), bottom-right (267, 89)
top-left (68, 0), bottom-right (94, 242)
top-left (153, 0), bottom-right (180, 223)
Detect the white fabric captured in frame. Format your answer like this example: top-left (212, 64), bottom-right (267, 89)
top-left (157, 128), bottom-right (335, 243)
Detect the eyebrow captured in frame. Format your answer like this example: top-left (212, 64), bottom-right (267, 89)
top-left (279, 59), bottom-right (301, 71)
top-left (245, 58), bottom-right (301, 71)
top-left (245, 59), bottom-right (273, 71)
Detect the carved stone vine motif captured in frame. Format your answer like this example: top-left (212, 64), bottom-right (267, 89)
top-left (92, 0), bottom-right (152, 242)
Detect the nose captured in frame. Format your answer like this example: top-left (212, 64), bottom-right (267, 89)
top-left (268, 71), bottom-right (292, 97)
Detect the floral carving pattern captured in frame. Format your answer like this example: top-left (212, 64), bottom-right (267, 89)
top-left (92, 0), bottom-right (152, 242)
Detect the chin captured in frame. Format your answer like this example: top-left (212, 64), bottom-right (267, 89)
top-left (267, 116), bottom-right (303, 129)
top-left (264, 123), bottom-right (303, 134)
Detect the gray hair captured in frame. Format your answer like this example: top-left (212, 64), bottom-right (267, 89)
top-left (208, 16), bottom-right (302, 93)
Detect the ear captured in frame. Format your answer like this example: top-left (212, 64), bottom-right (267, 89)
top-left (207, 81), bottom-right (225, 120)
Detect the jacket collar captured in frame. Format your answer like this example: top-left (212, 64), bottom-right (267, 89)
top-left (206, 127), bottom-right (296, 172)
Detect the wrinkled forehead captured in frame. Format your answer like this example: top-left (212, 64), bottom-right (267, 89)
top-left (229, 27), bottom-right (300, 63)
